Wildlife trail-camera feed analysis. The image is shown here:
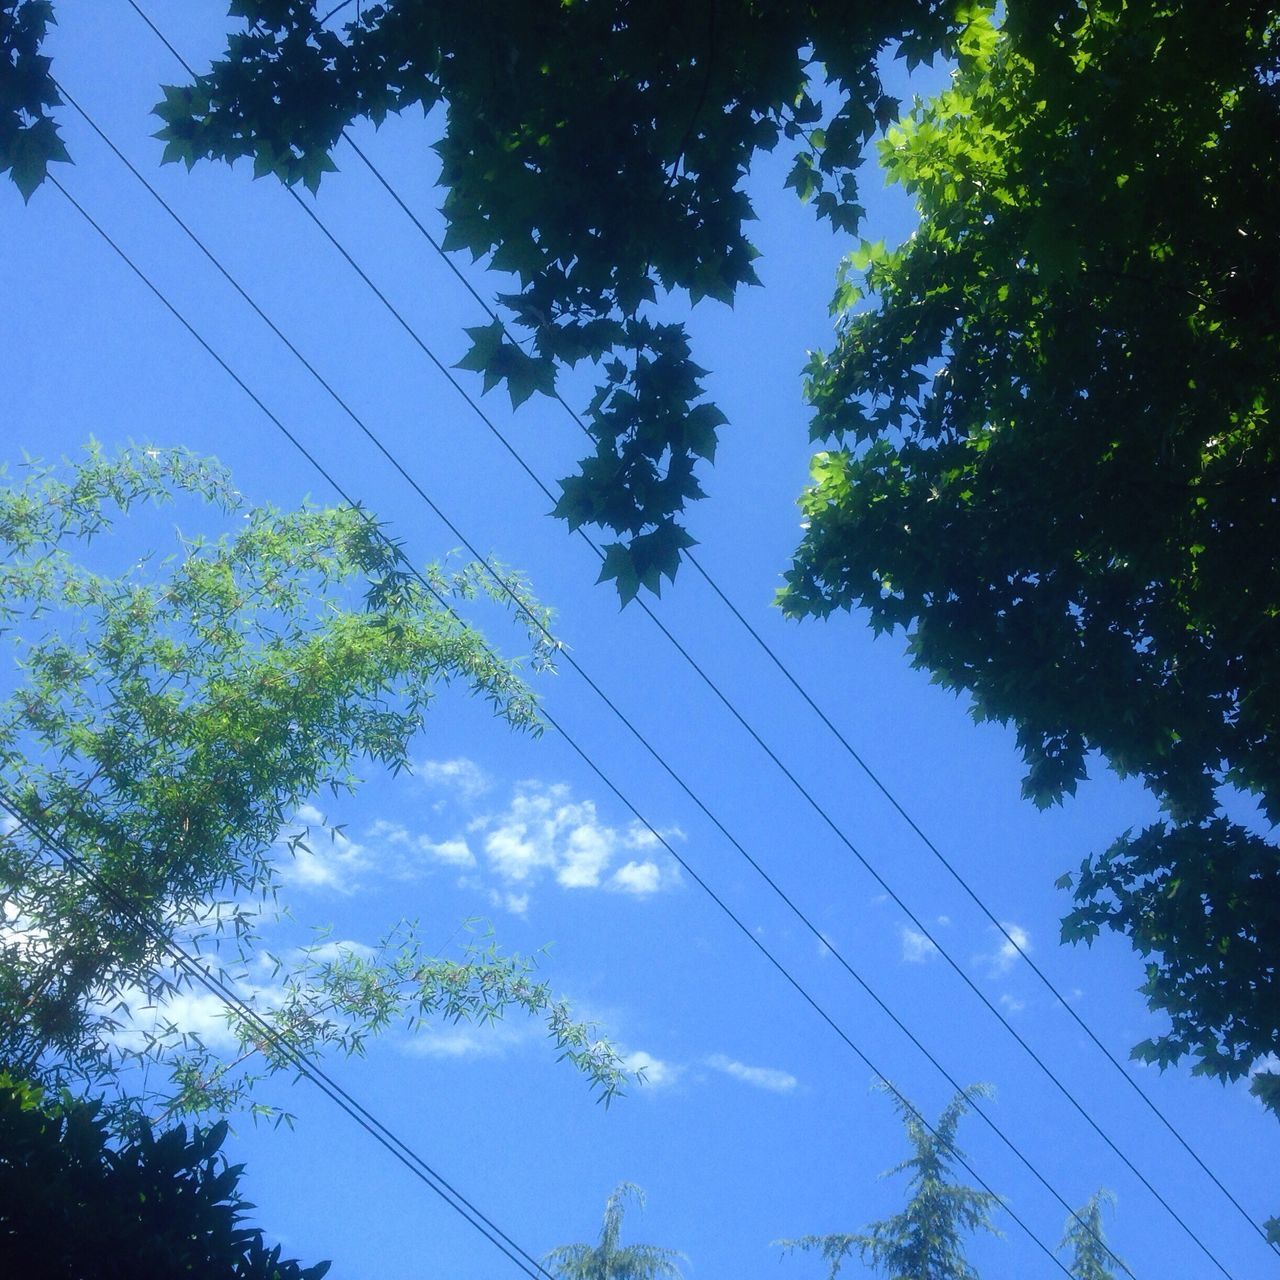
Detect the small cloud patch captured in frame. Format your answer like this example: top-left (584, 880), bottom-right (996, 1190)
top-left (900, 926), bottom-right (938, 964)
top-left (706, 1054), bottom-right (797, 1093)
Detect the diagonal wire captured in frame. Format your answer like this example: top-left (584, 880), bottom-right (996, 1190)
top-left (69, 22), bottom-right (1245, 1268)
top-left (336, 99), bottom-right (1275, 1259)
top-left (42, 162), bottom-right (1093, 1280)
top-left (0, 787), bottom-right (552, 1280)
top-left (84, 65), bottom-right (1216, 1267)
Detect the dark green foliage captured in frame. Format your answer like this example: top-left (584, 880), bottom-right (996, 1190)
top-left (545, 1182), bottom-right (683, 1280)
top-left (780, 1), bottom-right (1280, 1101)
top-left (141, 0), bottom-right (961, 597)
top-left (778, 1084), bottom-right (1001, 1280)
top-left (1061, 820), bottom-right (1280, 1088)
top-left (0, 1070), bottom-right (330, 1278)
top-left (1059, 1191), bottom-right (1120, 1280)
top-left (0, 1), bottom-right (68, 200)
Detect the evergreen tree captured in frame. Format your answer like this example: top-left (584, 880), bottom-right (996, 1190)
top-left (1060, 1191), bottom-right (1121, 1280)
top-left (0, 1071), bottom-right (329, 1278)
top-left (778, 1084), bottom-right (1001, 1280)
top-left (545, 1182), bottom-right (683, 1280)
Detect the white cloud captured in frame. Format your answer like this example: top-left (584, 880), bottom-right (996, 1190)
top-left (487, 888), bottom-right (531, 916)
top-left (364, 817), bottom-right (476, 873)
top-left (400, 1020), bottom-right (533, 1059)
top-left (277, 804), bottom-right (370, 892)
top-left (706, 1054), bottom-right (797, 1093)
top-left (150, 987), bottom-right (242, 1051)
top-left (999, 993), bottom-right (1026, 1015)
top-left (558, 820), bottom-right (614, 888)
top-left (366, 818), bottom-right (410, 845)
top-left (0, 899), bottom-right (49, 962)
top-left (110, 973), bottom-right (288, 1055)
top-left (417, 757), bottom-right (492, 801)
top-left (625, 1050), bottom-right (681, 1088)
top-left (609, 859), bottom-right (680, 895)
top-left (415, 836), bottom-right (475, 867)
top-left (900, 925), bottom-right (938, 963)
top-left (296, 939), bottom-right (377, 966)
top-left (986, 923), bottom-right (1031, 975)
top-left (477, 781), bottom-right (680, 901)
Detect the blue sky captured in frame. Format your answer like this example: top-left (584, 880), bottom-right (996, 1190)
top-left (3, 3), bottom-right (1278, 1278)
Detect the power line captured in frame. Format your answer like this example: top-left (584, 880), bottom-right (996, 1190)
top-left (109, 62), bottom-right (1225, 1266)
top-left (249, 151), bottom-right (1229, 1275)
top-left (337, 97), bottom-right (1272, 1256)
top-left (40, 164), bottom-right (1090, 1280)
top-left (0, 787), bottom-right (554, 1280)
top-left (54, 75), bottom-right (1127, 1274)
top-left (68, 22), bottom-right (1244, 1267)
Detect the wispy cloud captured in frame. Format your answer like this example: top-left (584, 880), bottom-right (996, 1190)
top-left (399, 1019), bottom-right (535, 1060)
top-left (982, 923), bottom-right (1031, 976)
top-left (417, 757), bottom-right (492, 801)
top-left (900, 925), bottom-right (938, 963)
top-left (706, 1054), bottom-right (797, 1093)
top-left (625, 1049), bottom-right (682, 1088)
top-left (276, 804), bottom-right (371, 892)
top-left (148, 987), bottom-right (243, 1051)
top-left (365, 818), bottom-right (476, 872)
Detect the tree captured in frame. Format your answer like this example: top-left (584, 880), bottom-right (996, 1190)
top-left (777, 1084), bottom-right (1001, 1280)
top-left (0, 2), bottom-right (67, 200)
top-left (1059, 1191), bottom-right (1120, 1280)
top-left (0, 1069), bottom-right (330, 1279)
top-left (778, 0), bottom-right (1280, 1108)
top-left (0, 445), bottom-right (624, 1124)
top-left (544, 1182), bottom-right (683, 1280)
top-left (3, 0), bottom-right (969, 601)
top-left (6, 0), bottom-right (1278, 1152)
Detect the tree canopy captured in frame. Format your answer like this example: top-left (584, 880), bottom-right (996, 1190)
top-left (0, 445), bottom-right (624, 1124)
top-left (3, 0), bottom-right (1278, 1192)
top-left (1060, 1191), bottom-right (1121, 1280)
top-left (144, 0), bottom-right (971, 601)
top-left (0, 1070), bottom-right (330, 1279)
top-left (545, 1181), bottom-right (683, 1280)
top-left (138, 0), bottom-right (1280, 1117)
top-left (779, 0), bottom-right (1280, 1102)
top-left (777, 1084), bottom-right (1002, 1280)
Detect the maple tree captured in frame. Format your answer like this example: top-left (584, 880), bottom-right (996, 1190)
top-left (780, 0), bottom-right (1280, 1110)
top-left (142, 0), bottom-right (964, 601)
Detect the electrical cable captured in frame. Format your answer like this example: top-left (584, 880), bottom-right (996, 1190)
top-left (60, 32), bottom-right (1245, 1269)
top-left (38, 164), bottom-right (1095, 1280)
top-left (105, 71), bottom-right (1228, 1266)
top-left (334, 107), bottom-right (1274, 1258)
top-left (266, 171), bottom-right (1234, 1277)
top-left (0, 787), bottom-right (554, 1280)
